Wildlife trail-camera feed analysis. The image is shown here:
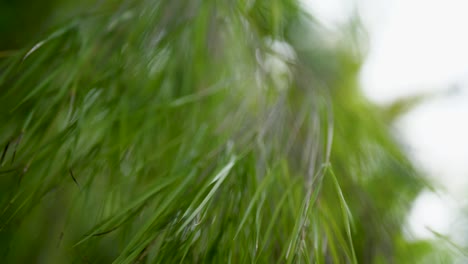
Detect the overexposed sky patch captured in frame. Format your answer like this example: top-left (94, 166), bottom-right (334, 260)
top-left (300, 0), bottom-right (353, 27)
top-left (361, 0), bottom-right (468, 103)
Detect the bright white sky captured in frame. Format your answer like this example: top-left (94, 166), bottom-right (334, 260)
top-left (303, 0), bottom-right (468, 241)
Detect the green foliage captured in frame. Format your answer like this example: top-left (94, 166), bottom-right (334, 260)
top-left (0, 0), bottom-right (453, 263)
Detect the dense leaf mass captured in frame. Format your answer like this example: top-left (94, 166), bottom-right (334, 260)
top-left (0, 0), bottom-right (453, 263)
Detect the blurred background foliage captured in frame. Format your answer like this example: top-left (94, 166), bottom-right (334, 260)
top-left (0, 0), bottom-right (458, 263)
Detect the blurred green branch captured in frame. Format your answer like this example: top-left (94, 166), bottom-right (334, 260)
top-left (0, 0), bottom-right (456, 263)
